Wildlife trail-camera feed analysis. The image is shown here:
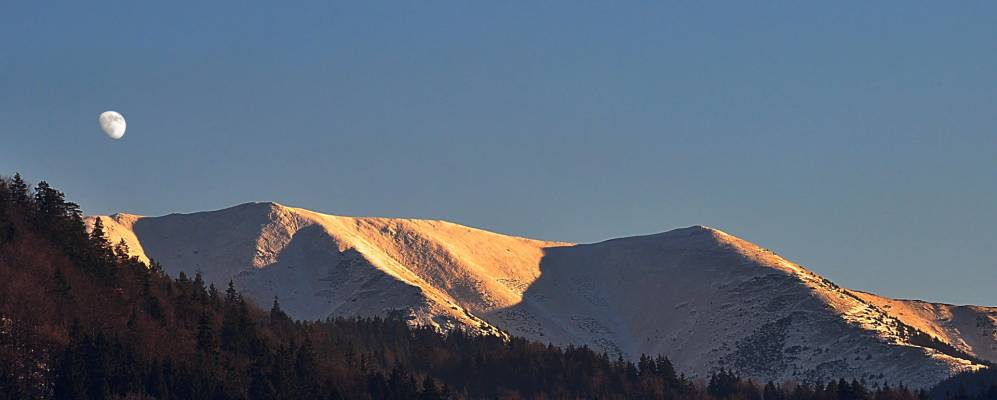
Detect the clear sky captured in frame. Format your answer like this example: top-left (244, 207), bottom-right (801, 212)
top-left (3, 2), bottom-right (996, 306)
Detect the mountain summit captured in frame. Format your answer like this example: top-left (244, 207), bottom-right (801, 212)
top-left (89, 203), bottom-right (997, 388)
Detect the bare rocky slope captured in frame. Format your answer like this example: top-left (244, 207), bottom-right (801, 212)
top-left (88, 202), bottom-right (996, 388)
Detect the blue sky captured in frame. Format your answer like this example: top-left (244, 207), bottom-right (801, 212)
top-left (2, 2), bottom-right (996, 305)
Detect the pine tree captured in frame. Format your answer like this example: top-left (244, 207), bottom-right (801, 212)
top-left (9, 173), bottom-right (29, 209)
top-left (208, 283), bottom-right (220, 306)
top-left (34, 181), bottom-right (63, 222)
top-left (149, 259), bottom-right (164, 276)
top-left (270, 296), bottom-right (283, 319)
top-left (269, 296), bottom-right (292, 330)
top-left (654, 355), bottom-right (679, 387)
top-left (192, 271), bottom-right (207, 304)
top-left (708, 368), bottom-right (738, 399)
top-left (114, 239), bottom-right (131, 263)
top-left (224, 280), bottom-right (240, 305)
top-left (196, 312), bottom-right (217, 358)
top-left (0, 177), bottom-right (8, 212)
top-left (89, 216), bottom-right (112, 263)
top-left (221, 280), bottom-right (254, 353)
top-left (0, 178), bottom-right (10, 243)
top-left (638, 354), bottom-right (654, 377)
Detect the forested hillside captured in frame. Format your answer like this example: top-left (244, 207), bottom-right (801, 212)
top-left (0, 173), bottom-right (988, 399)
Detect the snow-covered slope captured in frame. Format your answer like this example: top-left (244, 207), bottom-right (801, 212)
top-left (88, 203), bottom-right (993, 388)
top-left (850, 291), bottom-right (997, 364)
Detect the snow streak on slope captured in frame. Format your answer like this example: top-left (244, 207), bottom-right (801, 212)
top-left (89, 203), bottom-right (992, 388)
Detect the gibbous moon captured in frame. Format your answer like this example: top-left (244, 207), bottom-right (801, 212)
top-left (99, 111), bottom-right (126, 139)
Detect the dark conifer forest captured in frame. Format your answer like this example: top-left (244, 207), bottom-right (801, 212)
top-left (0, 173), bottom-right (993, 399)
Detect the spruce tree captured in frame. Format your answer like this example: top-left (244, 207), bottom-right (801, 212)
top-left (192, 271), bottom-right (207, 304)
top-left (270, 296), bottom-right (282, 319)
top-left (269, 296), bottom-right (292, 329)
top-left (8, 173), bottom-right (29, 209)
top-left (0, 178), bottom-right (14, 244)
top-left (149, 259), bottom-right (165, 276)
top-left (114, 239), bottom-right (131, 263)
top-left (224, 280), bottom-right (239, 305)
top-left (207, 283), bottom-right (220, 306)
top-left (196, 312), bottom-right (217, 358)
top-left (0, 177), bottom-right (8, 212)
top-left (89, 216), bottom-right (112, 260)
top-left (0, 178), bottom-right (9, 243)
top-left (34, 181), bottom-right (56, 221)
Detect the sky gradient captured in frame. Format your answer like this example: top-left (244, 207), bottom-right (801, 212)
top-left (3, 2), bottom-right (996, 305)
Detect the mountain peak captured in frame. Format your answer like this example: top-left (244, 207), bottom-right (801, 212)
top-left (623, 224), bottom-right (739, 251)
top-left (85, 204), bottom-right (994, 388)
top-left (668, 224), bottom-right (731, 240)
top-left (228, 201), bottom-right (285, 211)
top-left (684, 224), bottom-right (721, 232)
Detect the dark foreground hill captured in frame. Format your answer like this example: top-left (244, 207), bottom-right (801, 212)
top-left (0, 173), bottom-right (991, 399)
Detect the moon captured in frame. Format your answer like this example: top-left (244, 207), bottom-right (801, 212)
top-left (98, 111), bottom-right (126, 139)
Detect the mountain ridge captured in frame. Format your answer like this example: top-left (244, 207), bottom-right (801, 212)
top-left (87, 202), bottom-right (997, 388)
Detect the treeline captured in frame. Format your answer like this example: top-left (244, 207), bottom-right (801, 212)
top-left (894, 323), bottom-right (990, 368)
top-left (0, 173), bottom-right (989, 399)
